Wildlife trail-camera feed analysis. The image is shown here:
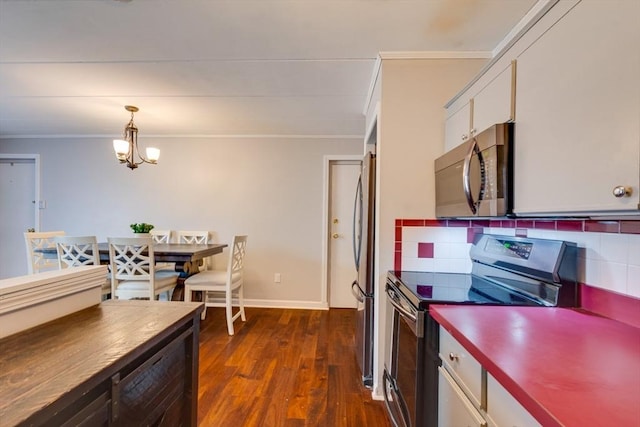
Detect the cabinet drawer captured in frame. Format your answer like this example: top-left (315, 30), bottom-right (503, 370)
top-left (59, 392), bottom-right (110, 427)
top-left (439, 327), bottom-right (482, 408)
top-left (116, 330), bottom-right (189, 425)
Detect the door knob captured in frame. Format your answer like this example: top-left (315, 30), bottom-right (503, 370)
top-left (332, 233), bottom-right (340, 239)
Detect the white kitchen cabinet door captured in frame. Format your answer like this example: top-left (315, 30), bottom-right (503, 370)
top-left (440, 328), bottom-right (483, 409)
top-left (514, 0), bottom-right (640, 216)
top-left (445, 62), bottom-right (515, 152)
top-left (486, 374), bottom-right (541, 427)
top-left (445, 101), bottom-right (472, 152)
top-left (473, 62), bottom-right (515, 136)
top-left (438, 367), bottom-right (487, 427)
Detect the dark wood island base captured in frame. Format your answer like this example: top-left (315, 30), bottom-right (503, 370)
top-left (0, 300), bottom-right (203, 427)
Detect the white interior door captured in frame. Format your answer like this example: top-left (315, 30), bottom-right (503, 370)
top-left (0, 158), bottom-right (37, 279)
top-left (328, 161), bottom-right (361, 308)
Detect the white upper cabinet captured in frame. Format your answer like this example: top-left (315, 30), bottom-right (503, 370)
top-left (473, 63), bottom-right (515, 136)
top-left (444, 101), bottom-right (472, 151)
top-left (514, 0), bottom-right (640, 216)
top-left (444, 61), bottom-right (515, 152)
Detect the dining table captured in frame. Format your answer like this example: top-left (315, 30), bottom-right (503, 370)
top-left (38, 242), bottom-right (227, 301)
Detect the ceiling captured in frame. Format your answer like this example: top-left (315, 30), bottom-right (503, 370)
top-left (0, 0), bottom-right (537, 140)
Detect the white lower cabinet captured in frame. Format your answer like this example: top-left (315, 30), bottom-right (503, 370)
top-left (439, 328), bottom-right (540, 427)
top-left (439, 328), bottom-right (487, 427)
top-left (438, 366), bottom-right (486, 427)
top-left (486, 374), bottom-right (541, 427)
top-left (439, 327), bottom-right (483, 408)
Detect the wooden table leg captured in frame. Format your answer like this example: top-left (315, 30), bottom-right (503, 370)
top-left (171, 261), bottom-right (203, 302)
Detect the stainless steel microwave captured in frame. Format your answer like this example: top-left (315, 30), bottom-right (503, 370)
top-left (435, 123), bottom-right (514, 218)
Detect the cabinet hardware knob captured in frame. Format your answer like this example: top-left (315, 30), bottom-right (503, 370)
top-left (448, 352), bottom-right (459, 362)
top-left (612, 186), bottom-right (632, 198)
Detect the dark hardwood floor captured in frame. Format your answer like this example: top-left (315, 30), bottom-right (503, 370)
top-left (197, 307), bottom-right (391, 427)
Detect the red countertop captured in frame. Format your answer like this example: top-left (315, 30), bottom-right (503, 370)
top-left (430, 306), bottom-right (640, 427)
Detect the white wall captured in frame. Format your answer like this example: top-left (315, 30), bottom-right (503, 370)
top-left (0, 136), bottom-right (361, 306)
top-left (370, 57), bottom-right (487, 398)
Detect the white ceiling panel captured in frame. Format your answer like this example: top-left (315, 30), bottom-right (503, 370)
top-left (0, 60), bottom-right (373, 97)
top-left (0, 0), bottom-right (538, 138)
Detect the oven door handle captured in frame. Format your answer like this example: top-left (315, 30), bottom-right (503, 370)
top-left (386, 285), bottom-right (417, 324)
top-left (382, 369), bottom-right (411, 427)
top-left (463, 137), bottom-right (479, 215)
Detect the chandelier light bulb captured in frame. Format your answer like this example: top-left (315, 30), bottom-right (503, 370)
top-left (146, 147), bottom-right (160, 163)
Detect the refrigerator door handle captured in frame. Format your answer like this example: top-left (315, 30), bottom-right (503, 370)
top-left (352, 174), bottom-right (363, 270)
top-left (351, 280), bottom-right (373, 302)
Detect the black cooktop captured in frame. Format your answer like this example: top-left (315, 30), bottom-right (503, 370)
top-left (388, 270), bottom-right (544, 310)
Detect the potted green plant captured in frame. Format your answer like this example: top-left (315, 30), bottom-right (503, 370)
top-left (130, 223), bottom-right (154, 234)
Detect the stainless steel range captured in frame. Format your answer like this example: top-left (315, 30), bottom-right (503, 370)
top-left (383, 234), bottom-right (578, 427)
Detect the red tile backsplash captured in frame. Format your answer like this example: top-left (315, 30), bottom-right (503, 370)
top-left (402, 219), bottom-right (425, 226)
top-left (467, 227), bottom-right (483, 244)
top-left (557, 220), bottom-right (584, 232)
top-left (620, 221), bottom-right (640, 234)
top-left (447, 220), bottom-right (470, 227)
top-left (394, 217), bottom-right (640, 328)
top-left (584, 220), bottom-right (620, 233)
top-left (417, 242), bottom-right (434, 258)
top-left (515, 219), bottom-right (534, 229)
top-left (425, 219), bottom-right (448, 227)
top-left (534, 220), bottom-right (556, 230)
top-left (501, 220), bottom-right (516, 228)
top-left (395, 226), bottom-right (402, 242)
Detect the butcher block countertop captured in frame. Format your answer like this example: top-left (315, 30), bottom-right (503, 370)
top-left (430, 306), bottom-right (640, 427)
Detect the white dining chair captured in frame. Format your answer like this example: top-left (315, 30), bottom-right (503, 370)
top-left (55, 235), bottom-right (111, 299)
top-left (150, 229), bottom-right (174, 271)
top-left (184, 235), bottom-right (247, 335)
top-left (176, 230), bottom-right (209, 244)
top-left (177, 230), bottom-right (211, 271)
top-left (150, 229), bottom-right (172, 243)
top-left (108, 237), bottom-right (178, 300)
top-left (24, 231), bottom-right (65, 274)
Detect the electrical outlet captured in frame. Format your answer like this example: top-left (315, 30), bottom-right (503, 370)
top-left (274, 273), bottom-right (281, 283)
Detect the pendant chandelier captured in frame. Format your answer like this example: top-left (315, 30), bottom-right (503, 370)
top-left (112, 105), bottom-right (160, 170)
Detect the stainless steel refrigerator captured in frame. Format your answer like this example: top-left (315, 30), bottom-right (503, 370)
top-left (351, 151), bottom-right (375, 388)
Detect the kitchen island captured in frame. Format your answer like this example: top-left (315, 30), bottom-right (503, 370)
top-left (0, 299), bottom-right (203, 426)
top-left (431, 305), bottom-right (640, 427)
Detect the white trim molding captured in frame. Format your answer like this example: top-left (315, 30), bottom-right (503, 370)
top-left (321, 154), bottom-right (363, 309)
top-left (0, 153), bottom-right (40, 231)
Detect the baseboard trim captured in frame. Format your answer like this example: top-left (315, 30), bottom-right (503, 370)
top-left (203, 297), bottom-right (329, 310)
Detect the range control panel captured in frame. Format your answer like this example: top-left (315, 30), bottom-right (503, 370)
top-left (469, 234), bottom-right (577, 286)
top-left (485, 238), bottom-right (533, 260)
